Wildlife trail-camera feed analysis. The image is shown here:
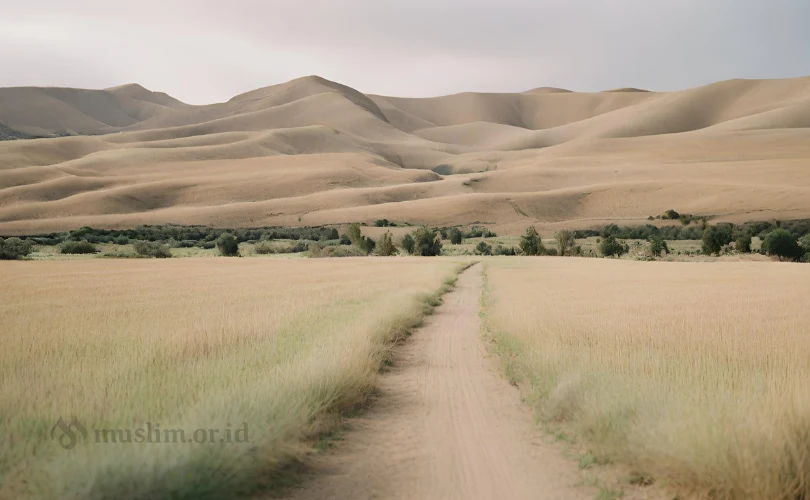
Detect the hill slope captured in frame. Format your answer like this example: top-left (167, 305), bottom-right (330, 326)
top-left (1, 75), bottom-right (809, 234)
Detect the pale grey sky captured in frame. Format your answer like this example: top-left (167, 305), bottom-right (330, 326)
top-left (2, 0), bottom-right (809, 104)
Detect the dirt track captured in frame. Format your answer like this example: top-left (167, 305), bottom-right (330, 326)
top-left (283, 264), bottom-right (588, 500)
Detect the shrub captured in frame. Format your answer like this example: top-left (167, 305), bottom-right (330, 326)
top-left (599, 235), bottom-right (625, 258)
top-left (449, 228), bottom-right (463, 245)
top-left (800, 235), bottom-right (810, 261)
top-left (401, 234), bottom-right (416, 254)
top-left (254, 242), bottom-right (274, 255)
top-left (133, 240), bottom-right (172, 258)
top-left (376, 232), bottom-right (398, 256)
top-left (347, 223), bottom-right (375, 254)
top-left (0, 237), bottom-right (33, 260)
top-left (662, 209), bottom-right (680, 220)
top-left (60, 240), bottom-right (98, 254)
top-left (113, 235), bottom-right (130, 245)
top-left (555, 230), bottom-right (575, 256)
top-left (374, 219), bottom-right (390, 227)
top-left (648, 236), bottom-right (669, 258)
top-left (494, 245), bottom-right (517, 256)
top-left (474, 241), bottom-right (492, 255)
top-left (216, 233), bottom-right (240, 256)
top-left (546, 248), bottom-right (558, 256)
top-left (734, 230), bottom-right (752, 253)
top-left (702, 225), bottom-right (733, 255)
top-left (465, 226), bottom-right (496, 238)
top-left (412, 227), bottom-right (442, 256)
top-left (762, 229), bottom-right (803, 261)
top-left (520, 226), bottom-right (545, 256)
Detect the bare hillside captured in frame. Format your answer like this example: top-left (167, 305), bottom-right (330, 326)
top-left (1, 75), bottom-right (809, 234)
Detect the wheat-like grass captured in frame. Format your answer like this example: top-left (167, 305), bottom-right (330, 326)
top-left (0, 257), bottom-right (462, 499)
top-left (483, 258), bottom-right (810, 499)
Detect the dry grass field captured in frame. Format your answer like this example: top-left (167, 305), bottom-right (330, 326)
top-left (483, 258), bottom-right (810, 499)
top-left (0, 258), bottom-right (464, 499)
top-left (2, 75), bottom-right (810, 235)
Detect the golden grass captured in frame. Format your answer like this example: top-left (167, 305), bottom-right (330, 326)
top-left (482, 258), bottom-right (810, 499)
top-left (0, 257), bottom-right (463, 499)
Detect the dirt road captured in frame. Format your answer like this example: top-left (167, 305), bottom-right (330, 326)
top-left (283, 264), bottom-right (588, 500)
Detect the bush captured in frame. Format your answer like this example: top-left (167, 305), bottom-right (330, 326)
top-left (412, 227), bottom-right (442, 256)
top-left (662, 209), bottom-right (680, 220)
top-left (546, 248), bottom-right (558, 256)
top-left (800, 235), bottom-right (810, 261)
top-left (555, 230), bottom-right (575, 256)
top-left (494, 245), bottom-right (517, 256)
top-left (465, 226), bottom-right (496, 238)
top-left (401, 234), bottom-right (416, 254)
top-left (133, 240), bottom-right (172, 258)
top-left (376, 232), bottom-right (398, 256)
top-left (449, 228), bottom-right (463, 245)
top-left (520, 226), bottom-right (545, 256)
top-left (648, 236), bottom-right (669, 258)
top-left (734, 230), bottom-right (752, 253)
top-left (474, 241), bottom-right (492, 255)
top-left (60, 240), bottom-right (98, 254)
top-left (347, 223), bottom-right (375, 254)
top-left (702, 225), bottom-right (733, 255)
top-left (762, 229), bottom-right (803, 261)
top-left (254, 242), bottom-right (274, 255)
top-left (0, 237), bottom-right (33, 260)
top-left (216, 233), bottom-right (240, 256)
top-left (599, 235), bottom-right (625, 258)
top-left (374, 219), bottom-right (390, 227)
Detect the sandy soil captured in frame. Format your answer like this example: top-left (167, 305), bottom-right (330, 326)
top-left (280, 264), bottom-right (589, 500)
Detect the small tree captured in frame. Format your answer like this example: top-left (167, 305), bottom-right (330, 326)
top-left (520, 226), bottom-right (545, 256)
top-left (348, 223), bottom-right (363, 248)
top-left (800, 234), bottom-right (810, 261)
top-left (599, 235), bottom-right (625, 258)
top-left (449, 228), bottom-right (463, 245)
top-left (762, 229), bottom-right (802, 261)
top-left (734, 230), bottom-right (752, 253)
top-left (412, 227), bottom-right (442, 256)
top-left (702, 225), bottom-right (733, 255)
top-left (475, 241), bottom-right (492, 255)
top-left (216, 233), bottom-right (240, 256)
top-left (648, 236), bottom-right (669, 257)
top-left (0, 237), bottom-right (32, 260)
top-left (401, 234), bottom-right (416, 254)
top-left (376, 232), bottom-right (397, 256)
top-left (374, 219), bottom-right (389, 227)
top-left (555, 230), bottom-right (575, 257)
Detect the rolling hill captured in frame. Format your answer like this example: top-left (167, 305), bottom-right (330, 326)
top-left (1, 75), bottom-right (809, 235)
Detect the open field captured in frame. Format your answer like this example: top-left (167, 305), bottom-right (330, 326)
top-left (483, 258), bottom-right (810, 498)
top-left (0, 258), bottom-right (464, 499)
top-left (2, 75), bottom-right (810, 235)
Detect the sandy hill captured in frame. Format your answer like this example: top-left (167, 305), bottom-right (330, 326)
top-left (1, 75), bottom-right (809, 235)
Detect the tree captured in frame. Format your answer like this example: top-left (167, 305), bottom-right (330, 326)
top-left (449, 228), bottom-right (463, 245)
top-left (800, 235), bottom-right (810, 260)
top-left (520, 226), bottom-right (545, 256)
top-left (702, 225), bottom-right (733, 255)
top-left (216, 233), bottom-right (240, 256)
top-left (599, 235), bottom-right (625, 258)
top-left (762, 229), bottom-right (802, 261)
top-left (555, 230), bottom-right (575, 256)
top-left (412, 227), bottom-right (443, 256)
top-left (734, 230), bottom-right (752, 253)
top-left (348, 223), bottom-right (363, 248)
top-left (374, 219), bottom-right (390, 227)
top-left (376, 232), bottom-right (398, 256)
top-left (401, 234), bottom-right (416, 254)
top-left (0, 237), bottom-right (32, 260)
top-left (475, 241), bottom-right (492, 255)
top-left (648, 236), bottom-right (669, 257)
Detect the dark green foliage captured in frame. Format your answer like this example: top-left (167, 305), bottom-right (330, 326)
top-left (133, 241), bottom-right (172, 258)
top-left (546, 248), bottom-right (558, 256)
top-left (374, 219), bottom-right (390, 227)
top-left (60, 240), bottom-right (98, 254)
top-left (401, 234), bottom-right (416, 254)
top-left (440, 229), bottom-right (448, 240)
top-left (412, 227), bottom-right (443, 256)
top-left (555, 230), bottom-right (575, 256)
top-left (339, 234), bottom-right (351, 245)
top-left (494, 245), bottom-right (517, 256)
top-left (762, 229), bottom-right (803, 261)
top-left (464, 226), bottom-right (496, 238)
top-left (0, 237), bottom-right (33, 260)
top-left (648, 236), bottom-right (669, 257)
top-left (520, 226), bottom-right (545, 256)
top-left (662, 209), bottom-right (680, 220)
top-left (216, 233), bottom-right (240, 256)
top-left (702, 224), bottom-right (734, 255)
top-left (347, 224), bottom-right (375, 254)
top-left (376, 232), bottom-right (397, 256)
top-left (734, 230), bottom-right (752, 253)
top-left (449, 228), bottom-right (463, 245)
top-left (800, 235), bottom-right (810, 262)
top-left (599, 235), bottom-right (625, 258)
top-left (475, 241), bottom-right (492, 255)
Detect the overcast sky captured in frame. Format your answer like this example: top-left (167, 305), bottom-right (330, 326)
top-left (2, 0), bottom-right (809, 104)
